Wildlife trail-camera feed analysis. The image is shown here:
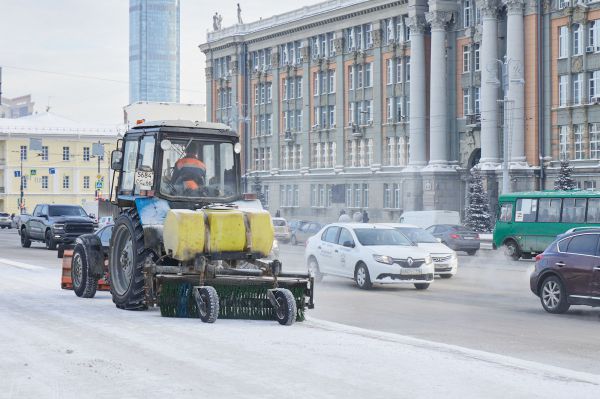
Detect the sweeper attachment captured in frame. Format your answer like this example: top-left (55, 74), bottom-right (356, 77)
top-left (103, 120), bottom-right (314, 325)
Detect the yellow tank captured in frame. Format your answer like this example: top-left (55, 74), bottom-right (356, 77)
top-left (243, 209), bottom-right (274, 257)
top-left (163, 209), bottom-right (206, 261)
top-left (205, 209), bottom-right (247, 253)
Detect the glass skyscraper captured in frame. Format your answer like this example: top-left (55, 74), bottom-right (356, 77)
top-left (129, 0), bottom-right (180, 103)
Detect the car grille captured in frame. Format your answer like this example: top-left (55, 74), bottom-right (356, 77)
top-left (65, 224), bottom-right (94, 234)
top-left (393, 258), bottom-right (426, 268)
top-left (431, 254), bottom-right (452, 263)
top-left (377, 273), bottom-right (434, 281)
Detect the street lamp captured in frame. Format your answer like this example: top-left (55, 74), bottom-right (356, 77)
top-left (487, 57), bottom-right (525, 194)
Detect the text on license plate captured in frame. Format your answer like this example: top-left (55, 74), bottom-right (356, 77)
top-left (401, 268), bottom-right (422, 275)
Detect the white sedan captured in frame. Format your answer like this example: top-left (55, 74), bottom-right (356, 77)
top-left (381, 224), bottom-right (458, 278)
top-left (305, 223), bottom-right (435, 290)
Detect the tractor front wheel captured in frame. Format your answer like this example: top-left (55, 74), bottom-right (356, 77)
top-left (273, 289), bottom-right (297, 326)
top-left (109, 211), bottom-right (148, 310)
top-left (194, 286), bottom-right (219, 323)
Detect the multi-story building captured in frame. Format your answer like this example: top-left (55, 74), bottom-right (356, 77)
top-left (129, 0), bottom-right (180, 103)
top-left (0, 112), bottom-right (122, 214)
top-left (0, 95), bottom-right (34, 119)
top-left (201, 0), bottom-right (600, 222)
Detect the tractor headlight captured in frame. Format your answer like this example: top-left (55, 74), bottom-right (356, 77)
top-left (373, 255), bottom-right (394, 265)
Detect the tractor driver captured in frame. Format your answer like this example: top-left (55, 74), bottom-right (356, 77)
top-left (171, 142), bottom-right (207, 194)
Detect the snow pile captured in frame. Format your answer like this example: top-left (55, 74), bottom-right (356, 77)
top-left (0, 263), bottom-right (599, 399)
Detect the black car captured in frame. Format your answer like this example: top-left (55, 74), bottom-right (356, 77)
top-left (67, 224), bottom-right (113, 298)
top-left (530, 228), bottom-right (600, 314)
top-left (427, 224), bottom-right (481, 255)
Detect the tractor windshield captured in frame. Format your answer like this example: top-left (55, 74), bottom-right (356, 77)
top-left (160, 138), bottom-right (238, 200)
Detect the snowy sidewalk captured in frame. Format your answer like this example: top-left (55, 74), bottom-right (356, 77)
top-left (0, 265), bottom-right (599, 399)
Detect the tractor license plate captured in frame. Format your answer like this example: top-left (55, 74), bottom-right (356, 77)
top-left (401, 268), bottom-right (421, 275)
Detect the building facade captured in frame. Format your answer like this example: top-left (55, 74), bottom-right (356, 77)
top-left (0, 95), bottom-right (34, 119)
top-left (0, 113), bottom-right (122, 214)
top-left (200, 0), bottom-right (600, 222)
top-left (129, 0), bottom-right (180, 103)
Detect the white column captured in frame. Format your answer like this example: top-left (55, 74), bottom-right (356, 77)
top-left (504, 0), bottom-right (526, 164)
top-left (407, 15), bottom-right (427, 168)
top-left (478, 0), bottom-right (500, 166)
top-left (425, 10), bottom-right (453, 168)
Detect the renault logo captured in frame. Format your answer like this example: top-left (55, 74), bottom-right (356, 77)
top-left (407, 257), bottom-right (414, 266)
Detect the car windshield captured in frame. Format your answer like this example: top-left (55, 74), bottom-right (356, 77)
top-left (273, 219), bottom-right (286, 227)
top-left (160, 138), bottom-right (238, 200)
top-left (354, 228), bottom-right (413, 246)
top-left (48, 206), bottom-right (88, 217)
top-left (397, 227), bottom-right (438, 243)
top-left (0, 213), bottom-right (9, 217)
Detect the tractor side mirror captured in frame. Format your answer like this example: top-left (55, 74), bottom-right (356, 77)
top-left (111, 150), bottom-right (123, 170)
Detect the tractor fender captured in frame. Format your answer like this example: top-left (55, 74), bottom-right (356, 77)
top-left (76, 234), bottom-right (105, 278)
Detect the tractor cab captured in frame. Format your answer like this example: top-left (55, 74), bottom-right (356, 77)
top-left (110, 120), bottom-right (241, 207)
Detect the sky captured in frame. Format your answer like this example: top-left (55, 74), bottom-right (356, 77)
top-left (0, 0), bottom-right (321, 125)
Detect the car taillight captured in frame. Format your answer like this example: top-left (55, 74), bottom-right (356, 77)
top-left (450, 234), bottom-right (460, 239)
top-left (535, 254), bottom-right (543, 262)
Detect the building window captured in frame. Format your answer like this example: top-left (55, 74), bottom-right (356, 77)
top-left (41, 146), bottom-right (48, 161)
top-left (590, 20), bottom-right (600, 48)
top-left (474, 44), bottom-right (480, 71)
top-left (463, 45), bottom-right (470, 73)
top-left (386, 59), bottom-right (393, 85)
top-left (41, 176), bottom-right (48, 190)
top-left (559, 25), bottom-right (568, 59)
top-left (463, 89), bottom-right (471, 115)
top-left (590, 70), bottom-right (600, 102)
top-left (474, 87), bottom-right (481, 114)
top-left (63, 175), bottom-right (70, 189)
top-left (83, 147), bottom-right (90, 162)
top-left (574, 124), bottom-right (585, 160)
top-left (559, 75), bottom-right (568, 107)
top-left (83, 176), bottom-right (90, 189)
top-left (20, 145), bottom-right (27, 161)
top-left (559, 125), bottom-right (570, 160)
top-left (573, 24), bottom-right (583, 56)
top-left (590, 123), bottom-right (600, 159)
top-left (384, 183), bottom-right (402, 209)
top-left (573, 73), bottom-right (583, 105)
top-left (63, 146), bottom-right (70, 161)
top-left (464, 0), bottom-right (471, 28)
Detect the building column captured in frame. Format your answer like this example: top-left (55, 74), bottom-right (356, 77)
top-left (504, 0), bottom-right (526, 165)
top-left (271, 50), bottom-right (281, 174)
top-left (425, 10), bottom-right (453, 168)
top-left (477, 0), bottom-right (500, 166)
top-left (406, 15), bottom-right (427, 168)
top-left (205, 60), bottom-right (214, 122)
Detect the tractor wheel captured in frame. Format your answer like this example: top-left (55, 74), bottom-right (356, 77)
top-left (273, 288), bottom-right (296, 326)
top-left (45, 230), bottom-right (57, 250)
top-left (20, 228), bottom-right (31, 248)
top-left (194, 286), bottom-right (219, 323)
top-left (109, 210), bottom-right (148, 310)
top-left (72, 244), bottom-right (98, 298)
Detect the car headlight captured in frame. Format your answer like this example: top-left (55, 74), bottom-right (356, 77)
top-left (54, 224), bottom-right (65, 231)
top-left (425, 255), bottom-right (433, 265)
top-left (373, 255), bottom-right (394, 265)
top-left (451, 251), bottom-right (458, 260)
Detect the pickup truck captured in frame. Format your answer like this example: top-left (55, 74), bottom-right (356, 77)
top-left (20, 204), bottom-right (96, 250)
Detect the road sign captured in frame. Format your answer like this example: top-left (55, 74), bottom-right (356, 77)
top-left (14, 171), bottom-right (21, 178)
top-left (97, 174), bottom-right (103, 180)
top-left (29, 138), bottom-right (42, 151)
top-left (30, 169), bottom-right (37, 176)
top-left (96, 181), bottom-right (103, 190)
top-left (49, 168), bottom-right (56, 175)
top-left (92, 143), bottom-right (104, 157)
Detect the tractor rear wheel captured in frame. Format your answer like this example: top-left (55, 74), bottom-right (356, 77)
top-left (72, 244), bottom-right (98, 298)
top-left (194, 286), bottom-right (219, 323)
top-left (109, 210), bottom-right (148, 310)
top-left (273, 288), bottom-right (296, 326)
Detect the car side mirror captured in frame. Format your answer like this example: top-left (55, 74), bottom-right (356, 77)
top-left (343, 241), bottom-right (355, 248)
top-left (111, 150), bottom-right (123, 171)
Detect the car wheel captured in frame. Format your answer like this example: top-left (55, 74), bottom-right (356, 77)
top-left (540, 276), bottom-right (570, 314)
top-left (45, 230), bottom-right (57, 250)
top-left (20, 229), bottom-right (31, 248)
top-left (414, 283), bottom-right (430, 290)
top-left (1, 226), bottom-right (5, 229)
top-left (354, 262), bottom-right (372, 290)
top-left (467, 250), bottom-right (477, 256)
top-left (291, 235), bottom-right (297, 246)
top-left (307, 257), bottom-right (323, 282)
top-left (504, 239), bottom-right (521, 261)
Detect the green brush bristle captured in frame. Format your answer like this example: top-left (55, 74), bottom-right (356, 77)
top-left (159, 281), bottom-right (306, 321)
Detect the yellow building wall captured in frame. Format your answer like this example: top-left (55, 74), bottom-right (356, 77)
top-left (1, 137), bottom-right (117, 214)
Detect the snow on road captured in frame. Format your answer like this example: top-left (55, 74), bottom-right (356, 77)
top-left (0, 262), bottom-right (599, 399)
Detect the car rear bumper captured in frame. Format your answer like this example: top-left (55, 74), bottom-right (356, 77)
top-left (0, 222), bottom-right (11, 227)
top-left (274, 232), bottom-right (290, 241)
top-left (448, 240), bottom-right (481, 251)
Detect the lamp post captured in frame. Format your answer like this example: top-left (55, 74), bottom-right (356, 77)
top-left (487, 57), bottom-right (524, 194)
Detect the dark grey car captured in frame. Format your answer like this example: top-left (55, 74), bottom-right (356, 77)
top-left (427, 224), bottom-right (480, 255)
top-left (290, 222), bottom-right (323, 246)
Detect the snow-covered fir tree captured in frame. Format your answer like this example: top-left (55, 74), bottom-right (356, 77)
top-left (554, 159), bottom-right (577, 191)
top-left (464, 168), bottom-right (493, 233)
